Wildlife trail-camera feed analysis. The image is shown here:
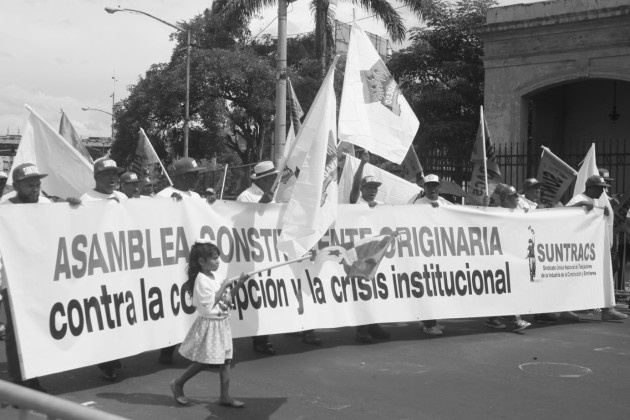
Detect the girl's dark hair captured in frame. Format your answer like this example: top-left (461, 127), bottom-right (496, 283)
top-left (183, 241), bottom-right (220, 297)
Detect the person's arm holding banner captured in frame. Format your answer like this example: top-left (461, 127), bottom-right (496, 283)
top-left (350, 151), bottom-right (370, 205)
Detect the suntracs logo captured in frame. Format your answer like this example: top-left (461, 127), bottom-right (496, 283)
top-left (360, 60), bottom-right (401, 116)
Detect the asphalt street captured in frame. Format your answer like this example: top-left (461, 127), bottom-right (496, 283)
top-left (1, 307), bottom-right (629, 420)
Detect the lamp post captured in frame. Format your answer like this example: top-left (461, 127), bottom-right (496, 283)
top-left (82, 107), bottom-right (114, 139)
top-left (105, 6), bottom-right (191, 158)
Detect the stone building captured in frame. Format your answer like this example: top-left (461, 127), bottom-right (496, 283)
top-left (477, 0), bottom-right (630, 192)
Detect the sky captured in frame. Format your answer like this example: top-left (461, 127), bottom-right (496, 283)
top-left (0, 0), bottom-right (543, 138)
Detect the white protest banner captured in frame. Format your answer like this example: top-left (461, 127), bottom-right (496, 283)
top-left (338, 23), bottom-right (419, 164)
top-left (8, 106), bottom-right (94, 198)
top-left (338, 154), bottom-right (421, 204)
top-left (0, 200), bottom-right (611, 379)
top-left (537, 146), bottom-right (576, 207)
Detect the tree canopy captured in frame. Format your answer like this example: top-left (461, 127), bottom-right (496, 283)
top-left (388, 0), bottom-right (497, 155)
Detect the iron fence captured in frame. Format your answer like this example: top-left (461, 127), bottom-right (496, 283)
top-left (421, 139), bottom-right (630, 197)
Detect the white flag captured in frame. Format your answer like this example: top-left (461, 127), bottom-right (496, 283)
top-left (277, 63), bottom-right (338, 259)
top-left (574, 143), bottom-right (613, 236)
top-left (274, 121), bottom-right (298, 203)
top-left (7, 105), bottom-right (94, 198)
top-left (338, 155), bottom-right (421, 204)
top-left (338, 23), bottom-right (419, 164)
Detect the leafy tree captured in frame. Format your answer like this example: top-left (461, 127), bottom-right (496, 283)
top-left (214, 0), bottom-right (439, 75)
top-left (388, 0), bottom-right (497, 157)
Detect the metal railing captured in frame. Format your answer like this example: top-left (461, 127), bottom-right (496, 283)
top-left (0, 380), bottom-right (129, 420)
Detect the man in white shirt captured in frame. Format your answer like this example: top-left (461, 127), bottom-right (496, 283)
top-left (157, 158), bottom-right (204, 200)
top-left (79, 158), bottom-right (127, 380)
top-left (156, 158), bottom-right (207, 364)
top-left (119, 171), bottom-right (140, 199)
top-left (568, 175), bottom-right (627, 322)
top-left (237, 161), bottom-right (277, 204)
top-left (348, 153), bottom-right (390, 343)
top-left (80, 158), bottom-right (127, 203)
top-left (518, 178), bottom-right (544, 210)
top-left (0, 163), bottom-right (51, 392)
top-left (412, 174), bottom-right (450, 336)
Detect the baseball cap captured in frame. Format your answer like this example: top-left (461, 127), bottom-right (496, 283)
top-left (173, 158), bottom-right (204, 177)
top-left (521, 178), bottom-right (541, 192)
top-left (585, 175), bottom-right (611, 188)
top-left (598, 168), bottom-right (613, 181)
top-left (423, 174), bottom-right (440, 184)
top-left (12, 163), bottom-right (48, 183)
top-left (496, 183), bottom-right (518, 199)
top-left (361, 175), bottom-right (382, 187)
top-left (120, 172), bottom-right (139, 184)
top-left (94, 158), bottom-right (125, 175)
top-left (205, 187), bottom-right (216, 194)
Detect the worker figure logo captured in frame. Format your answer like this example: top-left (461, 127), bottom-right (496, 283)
top-left (527, 226), bottom-right (536, 282)
top-left (360, 60), bottom-right (401, 116)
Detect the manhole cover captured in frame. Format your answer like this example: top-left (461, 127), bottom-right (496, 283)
top-left (519, 362), bottom-right (592, 378)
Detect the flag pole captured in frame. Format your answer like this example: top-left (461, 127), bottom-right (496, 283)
top-left (480, 105), bottom-right (489, 196)
top-left (220, 164), bottom-right (228, 199)
top-left (223, 252), bottom-right (313, 285)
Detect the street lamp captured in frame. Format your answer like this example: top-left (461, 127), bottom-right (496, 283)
top-left (82, 107), bottom-right (114, 139)
top-left (105, 6), bottom-right (191, 158)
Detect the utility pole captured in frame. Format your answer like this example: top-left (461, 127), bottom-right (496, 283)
top-left (274, 0), bottom-right (288, 166)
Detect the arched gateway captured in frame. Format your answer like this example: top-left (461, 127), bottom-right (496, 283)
top-left (476, 0), bottom-right (630, 192)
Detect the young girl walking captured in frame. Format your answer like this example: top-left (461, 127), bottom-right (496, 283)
top-left (170, 239), bottom-right (249, 407)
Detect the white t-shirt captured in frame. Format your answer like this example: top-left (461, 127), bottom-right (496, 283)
top-left (157, 186), bottom-right (200, 199)
top-left (237, 184), bottom-right (272, 203)
top-left (566, 193), bottom-right (595, 207)
top-left (193, 272), bottom-right (230, 319)
top-left (80, 189), bottom-right (128, 202)
top-left (0, 195), bottom-right (52, 290)
top-left (412, 195), bottom-right (452, 206)
top-left (518, 196), bottom-right (538, 210)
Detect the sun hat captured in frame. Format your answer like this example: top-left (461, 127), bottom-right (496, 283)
top-left (250, 161), bottom-right (279, 180)
top-left (12, 163), bottom-right (48, 183)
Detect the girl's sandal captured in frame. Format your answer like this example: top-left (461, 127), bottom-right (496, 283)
top-left (219, 399), bottom-right (245, 408)
top-left (170, 380), bottom-right (189, 405)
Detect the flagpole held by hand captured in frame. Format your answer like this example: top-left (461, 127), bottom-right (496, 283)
top-left (222, 251), bottom-right (315, 286)
top-left (480, 106), bottom-right (489, 196)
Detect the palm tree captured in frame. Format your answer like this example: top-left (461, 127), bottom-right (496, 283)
top-left (214, 0), bottom-right (439, 75)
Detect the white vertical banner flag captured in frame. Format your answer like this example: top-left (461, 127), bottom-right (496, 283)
top-left (574, 143), bottom-right (613, 238)
top-left (274, 121), bottom-right (298, 203)
top-left (574, 143), bottom-right (614, 304)
top-left (277, 63), bottom-right (338, 259)
top-left (338, 23), bottom-right (419, 164)
top-left (8, 105), bottom-right (94, 198)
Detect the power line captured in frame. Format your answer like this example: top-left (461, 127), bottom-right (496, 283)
top-left (255, 3), bottom-right (409, 39)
